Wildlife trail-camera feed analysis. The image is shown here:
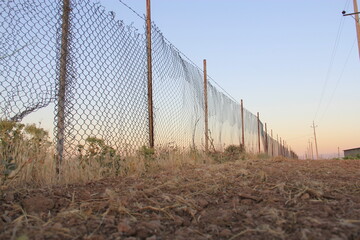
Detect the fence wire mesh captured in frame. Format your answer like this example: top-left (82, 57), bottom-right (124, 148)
top-left (55, 0), bottom-right (149, 157)
top-left (151, 25), bottom-right (205, 150)
top-left (0, 0), bottom-right (59, 121)
top-left (1, 0), bottom-right (296, 162)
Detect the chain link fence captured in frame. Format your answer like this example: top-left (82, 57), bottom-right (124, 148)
top-left (1, 0), bottom-right (297, 167)
top-left (1, 0), bottom-right (59, 121)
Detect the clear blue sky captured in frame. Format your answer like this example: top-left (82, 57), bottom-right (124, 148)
top-left (99, 0), bottom-right (360, 158)
top-left (24, 0), bottom-right (360, 158)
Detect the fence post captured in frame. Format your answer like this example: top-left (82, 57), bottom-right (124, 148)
top-left (146, 0), bottom-right (154, 148)
top-left (240, 99), bottom-right (245, 150)
top-left (271, 129), bottom-right (274, 157)
top-left (56, 0), bottom-right (71, 176)
top-left (203, 59), bottom-right (209, 153)
top-left (265, 123), bottom-right (268, 154)
top-left (276, 134), bottom-right (278, 156)
top-left (257, 112), bottom-right (260, 154)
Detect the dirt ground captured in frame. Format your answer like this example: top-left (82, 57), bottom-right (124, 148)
top-left (1, 158), bottom-right (360, 240)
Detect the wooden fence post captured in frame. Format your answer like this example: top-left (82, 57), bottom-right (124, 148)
top-left (271, 129), bottom-right (274, 157)
top-left (265, 123), bottom-right (268, 154)
top-left (203, 59), bottom-right (208, 153)
top-left (146, 0), bottom-right (154, 148)
top-left (56, 0), bottom-right (71, 176)
top-left (241, 99), bottom-right (245, 149)
top-left (257, 112), bottom-right (260, 154)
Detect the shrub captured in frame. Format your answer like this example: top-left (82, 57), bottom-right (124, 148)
top-left (224, 144), bottom-right (244, 155)
top-left (138, 146), bottom-right (155, 161)
top-left (77, 137), bottom-right (122, 176)
top-left (209, 144), bottom-right (245, 163)
top-left (0, 120), bottom-right (51, 185)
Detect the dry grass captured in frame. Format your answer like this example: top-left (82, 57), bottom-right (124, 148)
top-left (0, 120), bottom-right (288, 189)
top-left (58, 148), bottom-right (213, 185)
top-left (2, 144), bottom-right (268, 188)
top-left (12, 150), bottom-right (278, 188)
top-left (1, 139), bottom-right (219, 188)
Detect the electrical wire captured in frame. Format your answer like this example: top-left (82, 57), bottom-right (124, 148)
top-left (286, 134), bottom-right (313, 142)
top-left (319, 38), bottom-right (356, 123)
top-left (313, 10), bottom-right (346, 121)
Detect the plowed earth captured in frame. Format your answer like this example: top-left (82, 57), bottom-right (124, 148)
top-left (1, 159), bottom-right (360, 240)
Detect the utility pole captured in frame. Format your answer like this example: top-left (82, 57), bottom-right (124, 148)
top-left (306, 141), bottom-right (310, 159)
top-left (308, 139), bottom-right (313, 159)
top-left (146, 0), bottom-right (154, 148)
top-left (342, 0), bottom-right (360, 59)
top-left (307, 141), bottom-right (309, 159)
top-left (355, 0), bottom-right (360, 59)
top-left (311, 121), bottom-right (319, 159)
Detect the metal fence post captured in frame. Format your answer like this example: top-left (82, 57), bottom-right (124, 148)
top-left (56, 0), bottom-right (71, 176)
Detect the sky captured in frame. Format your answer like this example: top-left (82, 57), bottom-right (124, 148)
top-left (23, 0), bottom-right (360, 158)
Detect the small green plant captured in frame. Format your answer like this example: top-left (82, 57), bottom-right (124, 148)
top-left (78, 137), bottom-right (122, 176)
top-left (209, 144), bottom-right (245, 163)
top-left (225, 144), bottom-right (244, 157)
top-left (138, 146), bottom-right (155, 161)
top-left (137, 146), bottom-right (155, 171)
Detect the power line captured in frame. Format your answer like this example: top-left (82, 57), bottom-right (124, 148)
top-left (345, 0), bottom-right (352, 11)
top-left (286, 133), bottom-right (312, 141)
top-left (314, 11), bottom-right (346, 121)
top-left (319, 38), bottom-right (356, 123)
